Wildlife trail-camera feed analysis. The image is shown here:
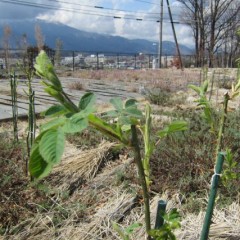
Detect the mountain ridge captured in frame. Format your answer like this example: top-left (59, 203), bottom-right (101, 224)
top-left (0, 19), bottom-right (194, 55)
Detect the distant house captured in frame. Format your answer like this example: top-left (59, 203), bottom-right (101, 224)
top-left (152, 56), bottom-right (174, 68)
top-left (85, 54), bottom-right (105, 68)
top-left (0, 58), bottom-right (5, 69)
top-left (61, 54), bottom-right (85, 67)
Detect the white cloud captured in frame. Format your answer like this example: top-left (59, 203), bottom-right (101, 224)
top-left (0, 0), bottom-right (194, 47)
top-left (0, 0), bottom-right (58, 20)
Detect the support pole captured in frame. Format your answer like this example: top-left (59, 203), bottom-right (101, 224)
top-left (158, 0), bottom-right (164, 68)
top-left (200, 152), bottom-right (225, 240)
top-left (97, 53), bottom-right (99, 70)
top-left (166, 0), bottom-right (183, 69)
top-left (134, 54), bottom-right (137, 69)
top-left (72, 51), bottom-right (75, 71)
top-left (154, 200), bottom-right (167, 229)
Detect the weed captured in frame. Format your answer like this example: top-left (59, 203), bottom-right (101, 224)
top-left (146, 88), bottom-right (171, 106)
top-left (67, 81), bottom-right (85, 90)
top-left (218, 76), bottom-right (233, 89)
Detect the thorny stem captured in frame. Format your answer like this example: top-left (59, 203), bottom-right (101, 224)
top-left (131, 125), bottom-right (151, 239)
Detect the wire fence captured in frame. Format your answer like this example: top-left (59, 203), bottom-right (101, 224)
top-left (0, 48), bottom-right (197, 72)
top-left (0, 48), bottom-right (238, 74)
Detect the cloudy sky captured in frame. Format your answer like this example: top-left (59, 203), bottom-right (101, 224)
top-left (0, 0), bottom-right (194, 47)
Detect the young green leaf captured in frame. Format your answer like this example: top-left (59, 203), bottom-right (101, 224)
top-left (43, 105), bottom-right (68, 117)
top-left (62, 118), bottom-right (88, 134)
top-left (34, 50), bottom-right (62, 91)
top-left (125, 99), bottom-right (137, 108)
top-left (202, 80), bottom-right (208, 95)
top-left (119, 116), bottom-right (132, 125)
top-left (124, 107), bottom-right (143, 118)
top-left (78, 92), bottom-right (96, 110)
top-left (125, 222), bottom-right (142, 234)
top-left (44, 86), bottom-right (65, 103)
top-left (29, 145), bottom-right (53, 179)
top-left (40, 117), bottom-right (66, 132)
top-left (112, 222), bottom-right (129, 240)
top-left (158, 120), bottom-right (187, 138)
top-left (39, 128), bottom-right (65, 164)
top-left (106, 110), bottom-right (118, 117)
top-left (188, 84), bottom-right (201, 94)
top-left (110, 97), bottom-right (123, 111)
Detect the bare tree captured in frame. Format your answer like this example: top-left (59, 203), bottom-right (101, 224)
top-left (35, 24), bottom-right (45, 51)
top-left (207, 0), bottom-right (240, 67)
top-left (178, 0), bottom-right (208, 67)
top-left (178, 0), bottom-right (240, 67)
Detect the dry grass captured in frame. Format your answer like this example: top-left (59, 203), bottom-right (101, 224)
top-left (3, 136), bottom-right (240, 240)
top-left (176, 201), bottom-right (240, 239)
top-left (67, 81), bottom-right (85, 90)
top-left (49, 141), bottom-right (116, 190)
top-left (61, 69), bottom-right (202, 88)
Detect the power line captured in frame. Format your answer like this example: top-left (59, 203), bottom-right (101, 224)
top-left (0, 0), bottom-right (195, 24)
top-left (133, 0), bottom-right (160, 6)
top-left (47, 0), bottom-right (161, 15)
top-left (47, 0), bottom-right (183, 18)
top-left (0, 0), bottom-right (157, 21)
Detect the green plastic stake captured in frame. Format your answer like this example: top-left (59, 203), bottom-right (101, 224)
top-left (154, 200), bottom-right (167, 229)
top-left (200, 152), bottom-right (225, 240)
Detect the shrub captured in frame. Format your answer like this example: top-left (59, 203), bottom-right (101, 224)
top-left (146, 88), bottom-right (171, 106)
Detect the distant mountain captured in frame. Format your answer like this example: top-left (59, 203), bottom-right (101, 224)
top-left (0, 19), bottom-right (194, 55)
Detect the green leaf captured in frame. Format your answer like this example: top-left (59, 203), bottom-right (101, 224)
top-left (124, 107), bottom-right (143, 118)
top-left (188, 84), bottom-right (201, 94)
top-left (125, 223), bottom-right (142, 234)
top-left (44, 86), bottom-right (65, 103)
top-left (79, 92), bottom-right (96, 110)
top-left (71, 108), bottom-right (94, 120)
top-left (40, 117), bottom-right (66, 132)
top-left (158, 120), bottom-right (187, 138)
top-left (125, 99), bottom-right (137, 108)
top-left (119, 116), bottom-right (132, 125)
top-left (43, 105), bottom-right (68, 117)
top-left (106, 110), bottom-right (118, 117)
top-left (29, 145), bottom-right (53, 179)
top-left (110, 97), bottom-right (123, 111)
top-left (35, 50), bottom-right (62, 90)
top-left (202, 80), bottom-right (208, 94)
top-left (39, 128), bottom-right (65, 164)
top-left (121, 124), bottom-right (131, 132)
top-left (112, 222), bottom-right (129, 240)
top-left (62, 117), bottom-right (88, 133)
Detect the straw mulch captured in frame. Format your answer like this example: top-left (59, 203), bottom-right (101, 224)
top-left (3, 138), bottom-right (240, 240)
top-left (176, 201), bottom-right (240, 239)
top-left (48, 141), bottom-right (116, 191)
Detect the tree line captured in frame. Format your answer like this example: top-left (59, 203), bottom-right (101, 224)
top-left (178, 0), bottom-right (240, 67)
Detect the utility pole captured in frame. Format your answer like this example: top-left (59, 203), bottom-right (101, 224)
top-left (158, 0), bottom-right (164, 68)
top-left (166, 0), bottom-right (183, 69)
